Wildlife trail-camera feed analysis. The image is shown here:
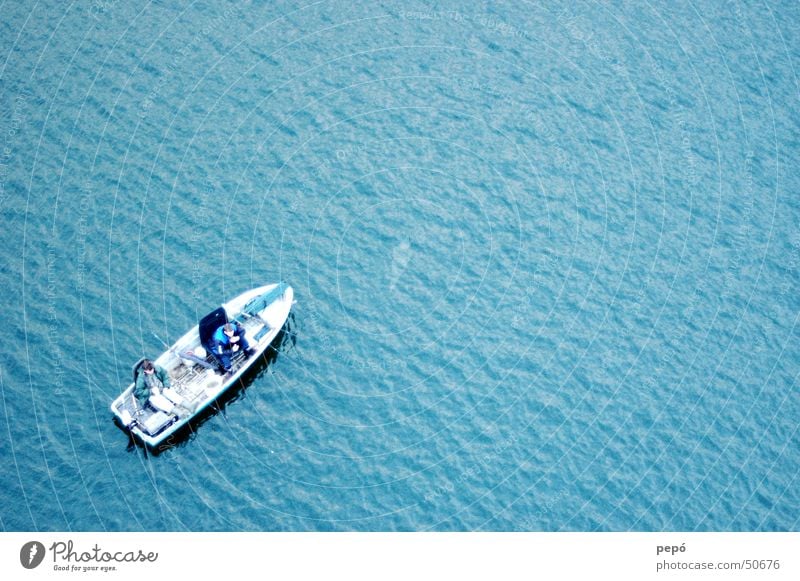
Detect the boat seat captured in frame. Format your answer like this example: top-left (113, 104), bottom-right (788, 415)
top-left (139, 411), bottom-right (174, 436)
top-left (198, 307), bottom-right (228, 368)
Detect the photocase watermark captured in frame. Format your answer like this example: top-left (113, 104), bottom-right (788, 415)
top-left (398, 10), bottom-right (464, 22)
top-left (87, 0), bottom-right (118, 21)
top-left (17, 539), bottom-right (159, 573)
top-left (190, 178), bottom-right (213, 305)
top-left (136, 4), bottom-right (246, 119)
top-left (46, 241), bottom-right (67, 398)
top-left (397, 9), bottom-right (530, 41)
top-left (19, 541), bottom-right (46, 569)
top-left (0, 89), bottom-right (29, 210)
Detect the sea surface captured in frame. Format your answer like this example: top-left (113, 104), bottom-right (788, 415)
top-left (0, 0), bottom-right (798, 531)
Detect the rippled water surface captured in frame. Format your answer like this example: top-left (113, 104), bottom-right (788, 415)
top-left (1, 0), bottom-right (798, 531)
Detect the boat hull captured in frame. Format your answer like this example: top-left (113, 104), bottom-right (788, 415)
top-left (111, 283), bottom-right (293, 449)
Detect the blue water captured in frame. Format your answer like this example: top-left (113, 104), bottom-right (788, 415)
top-left (1, 0), bottom-right (798, 531)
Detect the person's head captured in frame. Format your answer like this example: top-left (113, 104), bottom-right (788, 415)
top-left (223, 323), bottom-right (239, 341)
top-left (142, 359), bottom-right (155, 374)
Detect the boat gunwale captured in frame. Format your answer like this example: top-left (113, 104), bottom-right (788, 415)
top-left (111, 283), bottom-right (293, 449)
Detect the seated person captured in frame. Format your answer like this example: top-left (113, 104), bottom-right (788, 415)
top-left (133, 359), bottom-right (188, 415)
top-left (211, 322), bottom-right (255, 372)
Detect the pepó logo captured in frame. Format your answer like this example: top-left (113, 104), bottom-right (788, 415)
top-left (20, 541), bottom-right (46, 569)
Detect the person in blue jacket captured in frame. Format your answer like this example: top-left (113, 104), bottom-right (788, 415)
top-left (212, 322), bottom-right (255, 372)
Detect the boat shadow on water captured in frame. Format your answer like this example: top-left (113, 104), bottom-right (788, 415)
top-left (119, 314), bottom-right (298, 456)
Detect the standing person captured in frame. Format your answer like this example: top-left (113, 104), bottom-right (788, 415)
top-left (211, 322), bottom-right (255, 372)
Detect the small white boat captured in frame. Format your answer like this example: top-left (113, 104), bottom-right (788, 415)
top-left (111, 283), bottom-right (294, 449)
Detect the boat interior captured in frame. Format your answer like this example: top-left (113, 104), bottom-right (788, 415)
top-left (116, 307), bottom-right (265, 438)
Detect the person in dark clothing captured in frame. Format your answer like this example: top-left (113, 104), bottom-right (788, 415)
top-left (133, 359), bottom-right (190, 415)
top-left (211, 322), bottom-right (255, 372)
top-left (134, 360), bottom-right (171, 409)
